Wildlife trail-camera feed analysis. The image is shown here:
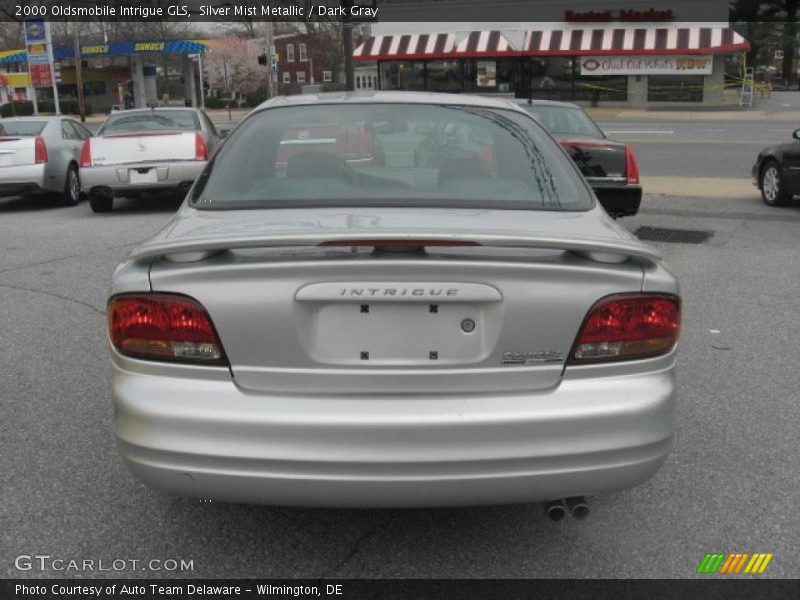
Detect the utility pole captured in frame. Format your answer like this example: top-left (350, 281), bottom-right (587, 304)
top-left (342, 0), bottom-right (354, 91)
top-left (74, 30), bottom-right (86, 122)
top-left (265, 19), bottom-right (275, 98)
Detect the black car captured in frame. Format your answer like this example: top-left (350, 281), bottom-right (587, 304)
top-left (515, 100), bottom-right (642, 218)
top-left (752, 129), bottom-right (800, 206)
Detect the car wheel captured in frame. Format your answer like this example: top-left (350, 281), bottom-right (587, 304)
top-left (60, 165), bottom-right (81, 206)
top-left (760, 161), bottom-right (791, 206)
top-left (89, 193), bottom-right (113, 213)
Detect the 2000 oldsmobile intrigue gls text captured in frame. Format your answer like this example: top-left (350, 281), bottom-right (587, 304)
top-left (106, 92), bottom-right (680, 512)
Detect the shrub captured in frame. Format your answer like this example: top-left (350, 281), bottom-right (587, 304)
top-left (0, 99), bottom-right (93, 117)
top-left (203, 96), bottom-right (225, 109)
top-left (0, 101), bottom-right (35, 117)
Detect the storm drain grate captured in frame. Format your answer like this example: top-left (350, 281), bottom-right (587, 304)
top-left (634, 226), bottom-right (713, 244)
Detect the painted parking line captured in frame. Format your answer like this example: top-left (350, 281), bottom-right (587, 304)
top-left (604, 130), bottom-right (674, 135)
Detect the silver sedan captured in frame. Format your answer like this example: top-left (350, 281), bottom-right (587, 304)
top-left (106, 92), bottom-right (680, 512)
top-left (0, 116), bottom-right (92, 205)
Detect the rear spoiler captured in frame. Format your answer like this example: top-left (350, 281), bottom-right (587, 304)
top-left (128, 232), bottom-right (661, 263)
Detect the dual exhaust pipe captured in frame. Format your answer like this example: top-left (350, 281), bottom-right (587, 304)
top-left (544, 497), bottom-right (589, 521)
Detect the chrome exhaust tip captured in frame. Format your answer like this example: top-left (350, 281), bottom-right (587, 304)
top-left (544, 499), bottom-right (568, 522)
top-left (565, 496), bottom-right (590, 520)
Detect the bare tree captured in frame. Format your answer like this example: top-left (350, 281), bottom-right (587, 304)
top-left (204, 36), bottom-right (265, 98)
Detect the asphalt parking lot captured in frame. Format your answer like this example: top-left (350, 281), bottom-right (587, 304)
top-left (1, 121), bottom-right (799, 579)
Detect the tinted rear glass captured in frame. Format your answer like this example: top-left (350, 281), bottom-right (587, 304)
top-left (100, 110), bottom-right (200, 135)
top-left (192, 103), bottom-right (591, 211)
top-left (522, 106), bottom-right (604, 139)
top-left (0, 121), bottom-right (47, 136)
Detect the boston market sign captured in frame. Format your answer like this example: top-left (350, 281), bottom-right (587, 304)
top-left (565, 8), bottom-right (675, 22)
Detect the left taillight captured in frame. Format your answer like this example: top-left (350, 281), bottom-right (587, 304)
top-left (79, 139), bottom-right (91, 167)
top-left (34, 137), bottom-right (48, 164)
top-left (195, 132), bottom-right (208, 161)
top-left (625, 144), bottom-right (640, 184)
top-left (569, 294), bottom-right (680, 364)
top-left (108, 293), bottom-right (228, 366)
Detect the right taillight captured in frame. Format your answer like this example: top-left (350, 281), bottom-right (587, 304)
top-left (34, 137), bottom-right (48, 164)
top-left (108, 293), bottom-right (227, 366)
top-left (195, 132), bottom-right (208, 161)
top-left (569, 294), bottom-right (680, 364)
top-left (625, 144), bottom-right (640, 184)
top-left (79, 139), bottom-right (91, 167)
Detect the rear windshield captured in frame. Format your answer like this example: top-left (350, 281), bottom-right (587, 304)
top-left (192, 103), bottom-right (591, 211)
top-left (0, 121), bottom-right (47, 136)
top-left (521, 105), bottom-right (604, 139)
top-left (99, 110), bottom-right (200, 136)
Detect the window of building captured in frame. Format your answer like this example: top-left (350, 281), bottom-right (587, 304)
top-left (283, 72), bottom-right (291, 83)
top-left (647, 75), bottom-right (704, 102)
top-left (83, 81), bottom-right (106, 96)
top-left (299, 43), bottom-right (307, 62)
top-left (323, 70), bottom-right (332, 82)
top-left (297, 71), bottom-right (306, 84)
top-left (379, 61), bottom-right (425, 91)
top-left (286, 44), bottom-right (295, 63)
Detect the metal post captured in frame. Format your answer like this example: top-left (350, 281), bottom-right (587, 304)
top-left (265, 19), bottom-right (275, 98)
top-left (74, 34), bottom-right (86, 122)
top-left (47, 22), bottom-right (60, 115)
top-left (197, 53), bottom-right (205, 108)
top-left (342, 1), bottom-right (354, 91)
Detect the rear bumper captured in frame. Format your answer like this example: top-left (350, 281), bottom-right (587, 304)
top-left (112, 354), bottom-right (676, 507)
top-left (591, 183), bottom-right (642, 218)
top-left (0, 164), bottom-right (46, 197)
top-left (81, 161), bottom-right (205, 195)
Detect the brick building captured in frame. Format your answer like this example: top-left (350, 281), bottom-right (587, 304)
top-left (274, 32), bottom-right (341, 90)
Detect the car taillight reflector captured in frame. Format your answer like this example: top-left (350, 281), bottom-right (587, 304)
top-left (195, 133), bottom-right (208, 161)
top-left (79, 139), bottom-right (91, 167)
top-left (34, 137), bottom-right (48, 164)
top-left (108, 293), bottom-right (227, 365)
top-left (625, 144), bottom-right (640, 184)
top-left (569, 294), bottom-right (680, 364)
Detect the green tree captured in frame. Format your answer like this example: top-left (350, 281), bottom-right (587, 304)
top-left (731, 0), bottom-right (800, 83)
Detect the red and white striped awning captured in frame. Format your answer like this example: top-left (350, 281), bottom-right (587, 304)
top-left (354, 31), bottom-right (517, 61)
top-left (354, 33), bottom-right (456, 61)
top-left (452, 31), bottom-right (518, 58)
top-left (522, 26), bottom-right (748, 56)
top-left (354, 26), bottom-right (749, 61)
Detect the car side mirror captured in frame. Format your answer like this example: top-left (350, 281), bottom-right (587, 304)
top-left (219, 129), bottom-right (230, 138)
top-left (793, 128), bottom-right (800, 141)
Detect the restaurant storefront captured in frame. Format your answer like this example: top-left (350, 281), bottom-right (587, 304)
top-left (354, 25), bottom-right (750, 106)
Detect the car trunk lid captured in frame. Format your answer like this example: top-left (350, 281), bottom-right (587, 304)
top-left (145, 207), bottom-right (650, 394)
top-left (0, 136), bottom-right (37, 168)
top-left (558, 137), bottom-right (628, 183)
top-left (89, 131), bottom-right (197, 166)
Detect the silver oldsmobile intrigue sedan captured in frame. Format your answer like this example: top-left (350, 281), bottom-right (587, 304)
top-left (107, 92), bottom-right (680, 515)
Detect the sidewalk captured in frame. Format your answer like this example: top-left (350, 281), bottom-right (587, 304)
top-left (585, 107), bottom-right (800, 121)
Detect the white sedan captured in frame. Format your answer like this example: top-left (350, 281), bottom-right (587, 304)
top-left (0, 116), bottom-right (92, 206)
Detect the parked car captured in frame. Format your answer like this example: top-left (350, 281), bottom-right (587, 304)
top-left (515, 99), bottom-right (642, 218)
top-left (0, 116), bottom-right (92, 206)
top-left (80, 107), bottom-right (223, 213)
top-left (752, 129), bottom-right (800, 206)
top-left (107, 92), bottom-right (680, 511)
